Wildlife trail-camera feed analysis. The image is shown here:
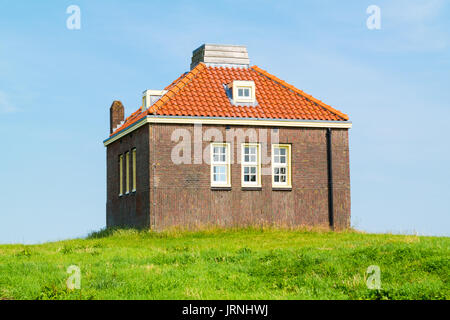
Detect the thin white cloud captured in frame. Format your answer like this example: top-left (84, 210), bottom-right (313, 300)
top-left (375, 0), bottom-right (449, 52)
top-left (386, 0), bottom-right (444, 23)
top-left (0, 91), bottom-right (19, 113)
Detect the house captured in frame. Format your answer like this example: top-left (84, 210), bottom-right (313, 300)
top-left (103, 44), bottom-right (351, 230)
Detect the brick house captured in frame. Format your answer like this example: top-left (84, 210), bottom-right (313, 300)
top-left (103, 44), bottom-right (352, 230)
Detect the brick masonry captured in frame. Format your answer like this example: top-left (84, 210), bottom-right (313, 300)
top-left (109, 101), bottom-right (124, 134)
top-left (106, 123), bottom-right (350, 230)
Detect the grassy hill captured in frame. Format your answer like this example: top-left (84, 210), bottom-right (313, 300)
top-left (0, 228), bottom-right (448, 300)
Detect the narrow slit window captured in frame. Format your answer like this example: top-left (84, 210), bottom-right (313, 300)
top-left (119, 154), bottom-right (123, 196)
top-left (211, 143), bottom-right (231, 187)
top-left (125, 151), bottom-right (130, 194)
top-left (241, 143), bottom-right (261, 187)
top-left (272, 144), bottom-right (291, 188)
top-left (132, 148), bottom-right (136, 192)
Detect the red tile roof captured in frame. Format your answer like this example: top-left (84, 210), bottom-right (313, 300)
top-left (111, 63), bottom-right (349, 136)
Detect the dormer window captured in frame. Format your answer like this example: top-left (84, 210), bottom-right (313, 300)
top-left (142, 89), bottom-right (167, 110)
top-left (228, 80), bottom-right (256, 104)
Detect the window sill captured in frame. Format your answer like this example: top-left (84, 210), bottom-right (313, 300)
top-left (272, 186), bottom-right (292, 191)
top-left (211, 186), bottom-right (232, 191)
top-left (241, 186), bottom-right (262, 191)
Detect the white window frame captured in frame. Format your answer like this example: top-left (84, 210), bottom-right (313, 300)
top-left (131, 148), bottom-right (137, 192)
top-left (210, 142), bottom-right (231, 187)
top-left (271, 144), bottom-right (292, 188)
top-left (241, 143), bottom-right (261, 187)
top-left (125, 151), bottom-right (130, 194)
top-left (232, 80), bottom-right (256, 104)
top-left (237, 87), bottom-right (251, 98)
top-left (119, 154), bottom-right (124, 196)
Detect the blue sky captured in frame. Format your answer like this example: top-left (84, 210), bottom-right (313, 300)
top-left (0, 0), bottom-right (449, 243)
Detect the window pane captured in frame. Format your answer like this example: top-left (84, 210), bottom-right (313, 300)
top-left (280, 155), bottom-right (286, 164)
top-left (280, 148), bottom-right (286, 156)
top-left (214, 166), bottom-right (226, 174)
top-left (213, 164), bottom-right (227, 183)
top-left (238, 88), bottom-right (243, 96)
top-left (244, 88), bottom-right (250, 97)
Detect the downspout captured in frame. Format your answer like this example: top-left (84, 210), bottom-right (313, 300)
top-left (326, 128), bottom-right (334, 230)
top-left (151, 122), bottom-right (157, 230)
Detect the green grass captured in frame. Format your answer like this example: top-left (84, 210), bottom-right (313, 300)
top-left (0, 228), bottom-right (448, 300)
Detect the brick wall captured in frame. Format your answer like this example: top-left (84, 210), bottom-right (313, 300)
top-left (106, 123), bottom-right (350, 230)
top-left (106, 124), bottom-right (150, 228)
top-left (147, 123), bottom-right (351, 230)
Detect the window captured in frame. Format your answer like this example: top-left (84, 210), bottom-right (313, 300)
top-left (125, 151), bottom-right (130, 194)
top-left (119, 154), bottom-right (123, 196)
top-left (132, 148), bottom-right (137, 192)
top-left (230, 80), bottom-right (256, 104)
top-left (241, 143), bottom-right (261, 187)
top-left (210, 143), bottom-right (231, 187)
top-left (272, 144), bottom-right (291, 188)
top-left (237, 87), bottom-right (251, 98)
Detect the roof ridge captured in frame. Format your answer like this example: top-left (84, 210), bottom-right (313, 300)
top-left (164, 72), bottom-right (188, 91)
top-left (149, 63), bottom-right (207, 115)
top-left (251, 65), bottom-right (349, 121)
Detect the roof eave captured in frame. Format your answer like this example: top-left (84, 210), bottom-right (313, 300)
top-left (103, 115), bottom-right (351, 147)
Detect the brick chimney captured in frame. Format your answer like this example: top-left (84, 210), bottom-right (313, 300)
top-left (109, 100), bottom-right (124, 134)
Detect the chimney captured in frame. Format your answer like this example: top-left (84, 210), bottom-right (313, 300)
top-left (190, 44), bottom-right (250, 70)
top-left (109, 100), bottom-right (124, 134)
